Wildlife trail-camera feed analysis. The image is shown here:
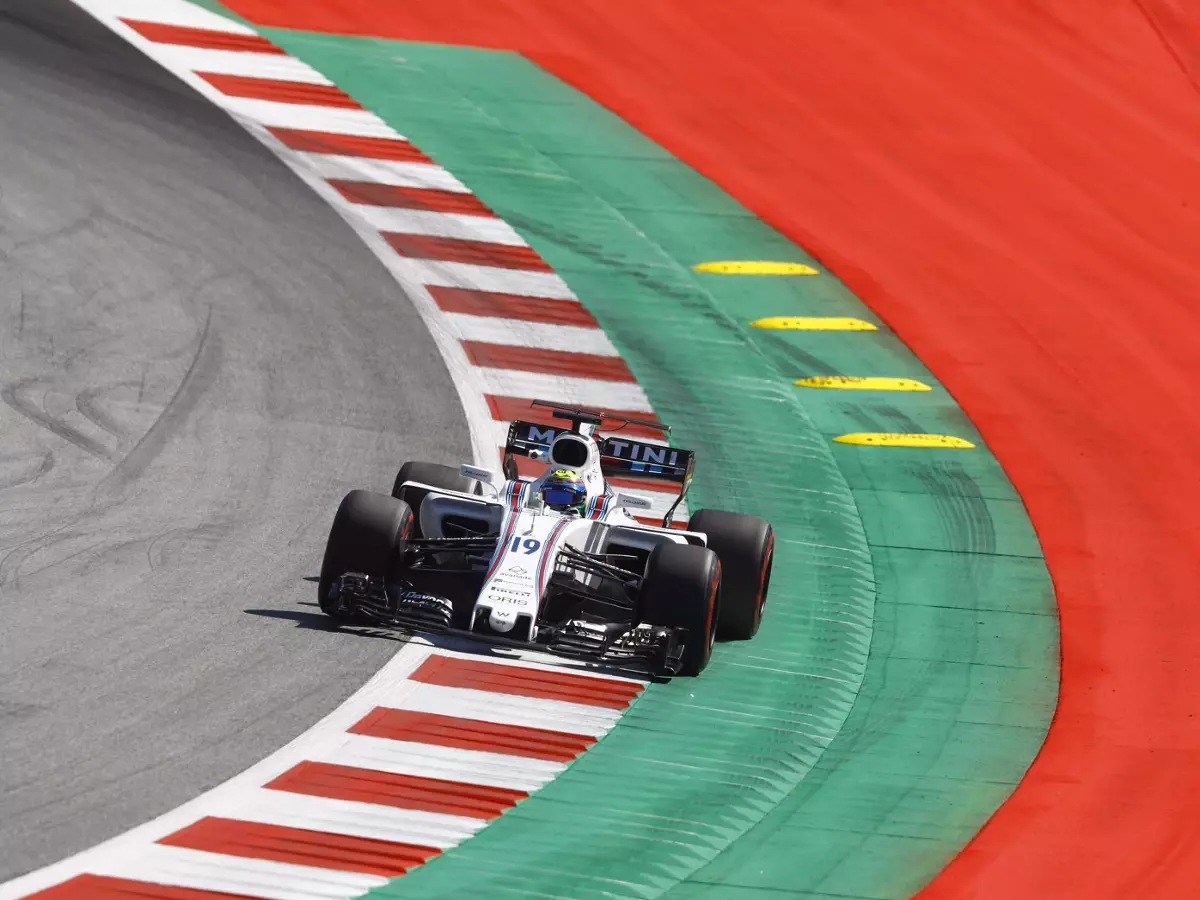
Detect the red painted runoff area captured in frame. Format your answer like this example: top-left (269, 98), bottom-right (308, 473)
top-left (218, 0), bottom-right (1200, 895)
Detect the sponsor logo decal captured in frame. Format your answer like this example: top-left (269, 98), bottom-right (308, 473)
top-left (604, 439), bottom-right (681, 467)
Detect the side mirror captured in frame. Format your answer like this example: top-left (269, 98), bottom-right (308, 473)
top-left (461, 463), bottom-right (499, 497)
top-left (615, 491), bottom-right (653, 510)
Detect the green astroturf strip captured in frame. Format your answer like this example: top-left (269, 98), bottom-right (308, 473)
top-left (206, 20), bottom-right (1056, 898)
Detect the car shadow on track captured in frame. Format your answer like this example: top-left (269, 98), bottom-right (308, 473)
top-left (242, 607), bottom-right (408, 642)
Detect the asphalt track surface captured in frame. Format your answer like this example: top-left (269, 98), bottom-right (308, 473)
top-left (0, 0), bottom-right (470, 879)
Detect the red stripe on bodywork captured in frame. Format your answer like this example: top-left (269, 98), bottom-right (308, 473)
top-left (267, 761), bottom-right (525, 819)
top-left (482, 487), bottom-right (521, 582)
top-left (463, 341), bottom-right (634, 381)
top-left (25, 875), bottom-right (261, 899)
top-left (429, 287), bottom-right (598, 327)
top-left (329, 181), bottom-right (492, 215)
top-left (383, 233), bottom-right (551, 270)
top-left (158, 816), bottom-right (439, 877)
top-left (197, 73), bottom-right (361, 108)
top-left (119, 20), bottom-right (284, 53)
top-left (266, 127), bottom-right (433, 162)
top-left (486, 395), bottom-right (662, 437)
top-left (349, 708), bottom-right (595, 761)
top-left (535, 519), bottom-right (571, 596)
top-left (410, 655), bottom-right (642, 708)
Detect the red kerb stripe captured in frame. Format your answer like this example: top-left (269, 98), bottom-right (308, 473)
top-left (266, 760), bottom-right (525, 819)
top-left (486, 395), bottom-right (663, 438)
top-left (159, 817), bottom-right (439, 877)
top-left (329, 181), bottom-right (492, 216)
top-left (25, 874), bottom-right (261, 899)
top-left (198, 73), bottom-right (361, 108)
top-left (350, 708), bottom-right (594, 761)
top-left (636, 515), bottom-right (689, 529)
top-left (429, 287), bottom-right (597, 327)
top-left (384, 233), bottom-right (551, 271)
top-left (605, 474), bottom-right (685, 493)
top-left (119, 20), bottom-right (285, 53)
top-left (463, 341), bottom-right (634, 381)
top-left (410, 655), bottom-right (642, 708)
top-left (267, 127), bottom-right (432, 162)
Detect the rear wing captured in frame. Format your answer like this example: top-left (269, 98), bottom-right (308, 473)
top-left (599, 437), bottom-right (694, 485)
top-left (502, 420), bottom-right (694, 527)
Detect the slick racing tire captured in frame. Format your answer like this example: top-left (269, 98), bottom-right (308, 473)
top-left (688, 509), bottom-right (774, 640)
top-left (390, 460), bottom-right (480, 537)
top-left (318, 490), bottom-right (413, 620)
top-left (639, 542), bottom-right (720, 676)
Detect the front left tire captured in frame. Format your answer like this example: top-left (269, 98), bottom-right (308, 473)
top-left (638, 542), bottom-right (721, 676)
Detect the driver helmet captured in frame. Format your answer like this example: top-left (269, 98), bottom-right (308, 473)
top-left (541, 468), bottom-right (587, 514)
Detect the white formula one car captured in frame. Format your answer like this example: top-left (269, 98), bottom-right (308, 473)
top-left (317, 401), bottom-right (774, 675)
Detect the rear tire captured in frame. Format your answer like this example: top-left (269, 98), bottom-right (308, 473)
top-left (638, 542), bottom-right (720, 676)
top-left (390, 461), bottom-right (479, 536)
top-left (688, 509), bottom-right (774, 640)
top-left (318, 490), bottom-right (413, 620)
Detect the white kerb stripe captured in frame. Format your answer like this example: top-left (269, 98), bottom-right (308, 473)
top-left (201, 787), bottom-right (484, 849)
top-left (472, 369), bottom-right (653, 412)
top-left (301, 154), bottom-right (466, 192)
top-left (153, 46), bottom-right (333, 83)
top-left (223, 97), bottom-right (397, 138)
top-left (88, 844), bottom-right (386, 900)
top-left (444, 313), bottom-right (617, 356)
top-left (72, 0), bottom-right (256, 33)
top-left (396, 683), bottom-right (623, 737)
top-left (309, 733), bottom-right (566, 792)
top-left (349, 206), bottom-right (526, 247)
top-left (387, 257), bottom-right (576, 301)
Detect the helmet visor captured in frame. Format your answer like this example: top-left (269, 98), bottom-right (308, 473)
top-left (543, 486), bottom-right (583, 508)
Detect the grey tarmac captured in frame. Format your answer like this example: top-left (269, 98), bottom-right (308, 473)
top-left (0, 0), bottom-right (470, 879)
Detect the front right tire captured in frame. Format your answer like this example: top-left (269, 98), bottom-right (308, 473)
top-left (318, 490), bottom-right (412, 620)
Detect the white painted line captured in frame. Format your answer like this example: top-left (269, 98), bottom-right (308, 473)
top-left (75, 0), bottom-right (256, 33)
top-left (204, 787), bottom-right (485, 849)
top-left (89, 844), bottom-right (387, 900)
top-left (444, 312), bottom-right (617, 356)
top-left (154, 46), bottom-right (333, 83)
top-left (303, 154), bottom-right (465, 192)
top-left (395, 683), bottom-right (624, 738)
top-left (312, 733), bottom-right (566, 792)
top-left (223, 98), bottom-right (395, 137)
top-left (472, 368), bottom-right (653, 411)
top-left (351, 206), bottom-right (526, 246)
top-left (388, 257), bottom-right (577, 301)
